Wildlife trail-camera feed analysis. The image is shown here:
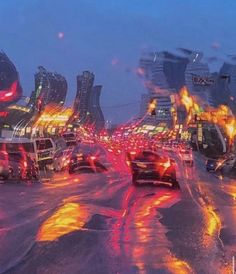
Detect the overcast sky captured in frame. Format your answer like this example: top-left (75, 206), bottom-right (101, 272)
top-left (0, 0), bottom-right (236, 123)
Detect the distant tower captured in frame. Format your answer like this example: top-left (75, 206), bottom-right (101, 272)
top-left (185, 51), bottom-right (214, 107)
top-left (73, 71), bottom-right (95, 123)
top-left (89, 85), bottom-right (105, 129)
top-left (29, 66), bottom-right (67, 111)
top-left (220, 62), bottom-right (236, 97)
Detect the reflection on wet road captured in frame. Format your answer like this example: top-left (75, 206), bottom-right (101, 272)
top-left (0, 150), bottom-right (235, 273)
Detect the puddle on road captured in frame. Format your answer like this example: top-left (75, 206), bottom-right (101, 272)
top-left (37, 203), bottom-right (90, 242)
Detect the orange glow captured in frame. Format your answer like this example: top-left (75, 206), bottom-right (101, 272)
top-left (179, 86), bottom-right (200, 124)
top-left (34, 105), bottom-right (73, 129)
top-left (148, 99), bottom-right (157, 114)
top-left (179, 87), bottom-right (236, 143)
top-left (160, 160), bottom-right (171, 169)
top-left (37, 203), bottom-right (89, 242)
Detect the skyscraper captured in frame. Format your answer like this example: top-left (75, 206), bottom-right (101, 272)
top-left (185, 51), bottom-right (215, 107)
top-left (28, 66), bottom-right (67, 111)
top-left (73, 71), bottom-right (105, 129)
top-left (139, 51), bottom-right (178, 125)
top-left (220, 62), bottom-right (236, 97)
top-left (88, 85), bottom-right (105, 129)
top-left (73, 71), bottom-right (95, 123)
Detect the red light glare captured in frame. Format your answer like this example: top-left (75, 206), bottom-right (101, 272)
top-left (0, 81), bottom-right (20, 102)
top-left (90, 156), bottom-right (96, 161)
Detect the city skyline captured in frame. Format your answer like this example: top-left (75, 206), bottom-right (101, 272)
top-left (1, 0), bottom-right (236, 122)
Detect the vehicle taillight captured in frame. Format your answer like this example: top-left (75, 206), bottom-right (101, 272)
top-left (126, 160), bottom-right (130, 167)
top-left (23, 161), bottom-right (27, 168)
top-left (90, 156), bottom-right (96, 161)
top-left (160, 161), bottom-right (171, 168)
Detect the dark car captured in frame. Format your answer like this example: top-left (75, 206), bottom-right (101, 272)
top-left (205, 159), bottom-right (218, 172)
top-left (68, 144), bottom-right (108, 174)
top-left (127, 150), bottom-right (179, 188)
top-left (8, 152), bottom-right (39, 181)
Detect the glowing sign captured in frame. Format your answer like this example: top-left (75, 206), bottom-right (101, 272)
top-left (192, 76), bottom-right (214, 86)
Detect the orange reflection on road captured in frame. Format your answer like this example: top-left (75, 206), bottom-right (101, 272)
top-left (37, 202), bottom-right (89, 242)
top-left (165, 259), bottom-right (192, 274)
top-left (131, 192), bottom-right (193, 273)
top-left (206, 206), bottom-right (221, 236)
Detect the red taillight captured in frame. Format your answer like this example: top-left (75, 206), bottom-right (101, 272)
top-left (90, 156), bottom-right (96, 161)
top-left (160, 161), bottom-right (171, 169)
top-left (23, 161), bottom-right (27, 168)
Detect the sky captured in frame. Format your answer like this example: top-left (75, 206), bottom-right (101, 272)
top-left (0, 0), bottom-right (236, 123)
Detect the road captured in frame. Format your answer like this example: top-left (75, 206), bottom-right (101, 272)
top-left (0, 149), bottom-right (235, 274)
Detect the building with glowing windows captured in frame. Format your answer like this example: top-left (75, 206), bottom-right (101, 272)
top-left (28, 66), bottom-right (67, 111)
top-left (185, 51), bottom-right (215, 107)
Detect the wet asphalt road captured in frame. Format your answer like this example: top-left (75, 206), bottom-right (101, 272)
top-left (0, 149), bottom-right (236, 274)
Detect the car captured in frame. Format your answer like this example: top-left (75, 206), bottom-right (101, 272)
top-left (0, 151), bottom-right (39, 181)
top-left (61, 132), bottom-right (78, 147)
top-left (127, 150), bottom-right (179, 188)
top-left (206, 159), bottom-right (218, 172)
top-left (68, 144), bottom-right (108, 174)
top-left (35, 138), bottom-right (56, 170)
top-left (53, 148), bottom-right (74, 172)
top-left (180, 149), bottom-right (193, 167)
top-left (8, 152), bottom-right (39, 180)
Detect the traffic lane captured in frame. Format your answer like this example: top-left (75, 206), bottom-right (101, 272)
top-left (108, 185), bottom-right (193, 273)
top-left (7, 179), bottom-right (187, 274)
top-left (191, 154), bottom-right (236, 264)
top-left (2, 149), bottom-right (230, 274)
top-left (2, 148), bottom-right (187, 274)
top-left (0, 169), bottom-right (130, 274)
top-left (152, 151), bottom-right (231, 272)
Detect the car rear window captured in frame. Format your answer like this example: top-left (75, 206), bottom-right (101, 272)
top-left (36, 139), bottom-right (53, 150)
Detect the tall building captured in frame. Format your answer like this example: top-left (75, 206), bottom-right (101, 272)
top-left (0, 51), bottom-right (22, 109)
top-left (139, 51), bottom-right (181, 125)
top-left (185, 51), bottom-right (215, 107)
top-left (88, 85), bottom-right (105, 129)
top-left (28, 66), bottom-right (67, 111)
top-left (219, 62), bottom-right (236, 97)
top-left (73, 71), bottom-right (94, 123)
top-left (73, 71), bottom-right (105, 128)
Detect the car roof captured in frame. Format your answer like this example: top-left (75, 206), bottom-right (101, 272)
top-left (0, 138), bottom-right (32, 143)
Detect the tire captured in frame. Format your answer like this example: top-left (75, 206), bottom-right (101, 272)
top-left (172, 181), bottom-right (180, 189)
top-left (69, 168), bottom-right (74, 174)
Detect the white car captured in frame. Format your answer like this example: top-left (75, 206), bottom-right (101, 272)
top-left (180, 149), bottom-right (193, 167)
